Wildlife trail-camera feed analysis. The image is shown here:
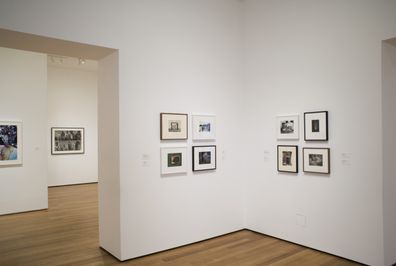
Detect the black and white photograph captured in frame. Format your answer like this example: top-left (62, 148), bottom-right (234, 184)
top-left (277, 145), bottom-right (298, 173)
top-left (282, 151), bottom-right (292, 166)
top-left (192, 115), bottom-right (216, 140)
top-left (304, 111), bottom-right (328, 141)
top-left (281, 120), bottom-right (294, 134)
top-left (199, 123), bottom-right (211, 133)
top-left (277, 115), bottom-right (299, 140)
top-left (0, 121), bottom-right (22, 166)
top-left (51, 127), bottom-right (84, 155)
top-left (199, 151), bottom-right (211, 165)
top-left (160, 113), bottom-right (188, 140)
top-left (168, 152), bottom-right (182, 167)
top-left (168, 121), bottom-right (181, 132)
top-left (193, 145), bottom-right (216, 171)
top-left (309, 154), bottom-right (323, 166)
top-left (161, 147), bottom-right (187, 175)
top-left (303, 148), bottom-right (330, 174)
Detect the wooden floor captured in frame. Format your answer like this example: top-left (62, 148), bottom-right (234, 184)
top-left (0, 184), bottom-right (362, 266)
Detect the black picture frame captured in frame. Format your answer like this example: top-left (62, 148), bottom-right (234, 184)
top-left (160, 113), bottom-right (188, 140)
top-left (303, 147), bottom-right (330, 174)
top-left (304, 111), bottom-right (328, 141)
top-left (277, 145), bottom-right (298, 173)
top-left (51, 127), bottom-right (85, 155)
top-left (192, 145), bottom-right (216, 171)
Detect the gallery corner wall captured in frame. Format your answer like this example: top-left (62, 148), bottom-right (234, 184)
top-left (0, 47), bottom-right (48, 215)
top-left (243, 1), bottom-right (396, 265)
top-left (47, 61), bottom-right (98, 187)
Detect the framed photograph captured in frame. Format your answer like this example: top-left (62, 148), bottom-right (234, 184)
top-left (277, 145), bottom-right (298, 173)
top-left (51, 127), bottom-right (84, 155)
top-left (277, 114), bottom-right (299, 140)
top-left (160, 113), bottom-right (188, 140)
top-left (303, 147), bottom-right (330, 174)
top-left (304, 111), bottom-right (328, 141)
top-left (192, 115), bottom-right (216, 140)
top-left (161, 147), bottom-right (187, 175)
top-left (0, 121), bottom-right (22, 166)
top-left (192, 145), bottom-right (216, 171)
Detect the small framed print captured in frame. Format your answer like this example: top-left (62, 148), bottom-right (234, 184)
top-left (192, 145), bottom-right (216, 171)
top-left (192, 115), bottom-right (216, 140)
top-left (304, 111), bottom-right (328, 141)
top-left (277, 145), bottom-right (298, 173)
top-left (0, 121), bottom-right (22, 166)
top-left (161, 147), bottom-right (187, 175)
top-left (51, 127), bottom-right (84, 155)
top-left (160, 113), bottom-right (188, 140)
top-left (303, 148), bottom-right (330, 174)
top-left (277, 114), bottom-right (299, 140)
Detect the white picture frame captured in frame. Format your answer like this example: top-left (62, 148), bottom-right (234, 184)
top-left (304, 111), bottom-right (328, 141)
top-left (0, 121), bottom-right (22, 166)
top-left (303, 147), bottom-right (330, 174)
top-left (192, 115), bottom-right (216, 140)
top-left (51, 127), bottom-right (85, 155)
top-left (161, 147), bottom-right (188, 175)
top-left (277, 114), bottom-right (299, 140)
top-left (192, 145), bottom-right (216, 171)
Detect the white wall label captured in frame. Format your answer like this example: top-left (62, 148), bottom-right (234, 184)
top-left (141, 154), bottom-right (151, 167)
top-left (296, 213), bottom-right (307, 227)
top-left (264, 150), bottom-right (270, 162)
top-left (341, 153), bottom-right (352, 166)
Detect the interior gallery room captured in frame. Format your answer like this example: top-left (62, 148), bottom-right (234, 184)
top-left (1, 1), bottom-right (396, 266)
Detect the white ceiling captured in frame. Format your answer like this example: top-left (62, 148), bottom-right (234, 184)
top-left (0, 28), bottom-right (116, 60)
top-left (47, 55), bottom-right (98, 71)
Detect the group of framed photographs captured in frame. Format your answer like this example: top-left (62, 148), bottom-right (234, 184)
top-left (276, 111), bottom-right (330, 174)
top-left (160, 113), bottom-right (217, 175)
top-left (277, 111), bottom-right (328, 141)
top-left (277, 146), bottom-right (330, 174)
top-left (0, 121), bottom-right (85, 167)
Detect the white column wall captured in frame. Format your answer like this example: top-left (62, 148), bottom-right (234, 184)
top-left (47, 65), bottom-right (98, 186)
top-left (243, 1), bottom-right (396, 266)
top-left (0, 47), bottom-right (48, 215)
top-left (98, 52), bottom-right (121, 259)
top-left (382, 41), bottom-right (396, 266)
top-left (0, 0), bottom-right (245, 260)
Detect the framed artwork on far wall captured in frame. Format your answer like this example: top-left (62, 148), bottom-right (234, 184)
top-left (0, 121), bottom-right (22, 166)
top-left (192, 115), bottom-right (216, 140)
top-left (192, 145), bottom-right (216, 171)
top-left (304, 111), bottom-right (328, 141)
top-left (51, 127), bottom-right (84, 155)
top-left (303, 147), bottom-right (330, 174)
top-left (160, 113), bottom-right (188, 140)
top-left (277, 114), bottom-right (299, 140)
top-left (277, 145), bottom-right (298, 173)
top-left (160, 147), bottom-right (187, 175)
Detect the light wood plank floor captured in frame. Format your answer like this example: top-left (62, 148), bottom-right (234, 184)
top-left (0, 184), bottom-right (363, 266)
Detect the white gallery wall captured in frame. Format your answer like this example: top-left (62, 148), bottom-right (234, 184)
top-left (382, 41), bottom-right (396, 266)
top-left (243, 1), bottom-right (396, 266)
top-left (0, 47), bottom-right (48, 215)
top-left (47, 61), bottom-right (98, 186)
top-left (1, 1), bottom-right (396, 265)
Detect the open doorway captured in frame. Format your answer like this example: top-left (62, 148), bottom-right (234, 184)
top-left (47, 55), bottom-right (98, 187)
top-left (0, 27), bottom-right (118, 215)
